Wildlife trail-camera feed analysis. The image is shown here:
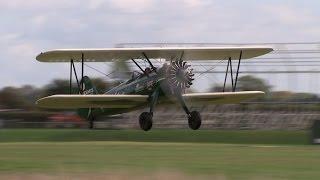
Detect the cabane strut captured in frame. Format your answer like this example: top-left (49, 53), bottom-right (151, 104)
top-left (142, 52), bottom-right (157, 72)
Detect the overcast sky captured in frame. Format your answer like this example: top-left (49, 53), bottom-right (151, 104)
top-left (1, 0), bottom-right (320, 92)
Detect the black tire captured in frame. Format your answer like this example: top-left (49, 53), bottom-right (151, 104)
top-left (139, 112), bottom-right (153, 131)
top-left (188, 111), bottom-right (201, 130)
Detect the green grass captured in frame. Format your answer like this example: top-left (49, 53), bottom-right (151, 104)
top-left (0, 129), bottom-right (318, 179)
top-left (0, 129), bottom-right (310, 145)
top-left (0, 141), bottom-right (320, 179)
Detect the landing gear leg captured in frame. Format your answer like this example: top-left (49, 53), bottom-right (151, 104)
top-left (88, 112), bottom-right (94, 129)
top-left (139, 112), bottom-right (153, 131)
top-left (139, 88), bottom-right (160, 131)
top-left (188, 111), bottom-right (202, 130)
top-left (176, 93), bottom-right (201, 130)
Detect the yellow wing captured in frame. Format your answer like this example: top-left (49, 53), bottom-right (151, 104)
top-left (36, 46), bottom-right (273, 62)
top-left (36, 94), bottom-right (148, 109)
top-left (37, 91), bottom-right (264, 110)
top-left (182, 91), bottom-right (264, 105)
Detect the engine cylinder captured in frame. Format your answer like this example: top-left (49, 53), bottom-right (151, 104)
top-left (166, 60), bottom-right (194, 91)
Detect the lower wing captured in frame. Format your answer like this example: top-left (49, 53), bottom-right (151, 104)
top-left (182, 91), bottom-right (264, 105)
top-left (36, 94), bottom-right (148, 109)
top-left (36, 91), bottom-right (264, 111)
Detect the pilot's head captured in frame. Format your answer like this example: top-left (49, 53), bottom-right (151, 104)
top-left (145, 67), bottom-right (151, 74)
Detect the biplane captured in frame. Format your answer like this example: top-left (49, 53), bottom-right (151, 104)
top-left (36, 46), bottom-right (273, 131)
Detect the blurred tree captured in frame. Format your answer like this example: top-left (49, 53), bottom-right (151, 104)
top-left (237, 75), bottom-right (272, 93)
top-left (42, 78), bottom-right (119, 96)
top-left (269, 91), bottom-right (319, 102)
top-left (0, 87), bottom-right (29, 109)
top-left (111, 61), bottom-right (131, 81)
top-left (210, 75), bottom-right (271, 93)
top-left (19, 85), bottom-right (43, 109)
top-left (44, 79), bottom-right (70, 96)
top-left (210, 84), bottom-right (232, 92)
top-left (290, 93), bottom-right (318, 102)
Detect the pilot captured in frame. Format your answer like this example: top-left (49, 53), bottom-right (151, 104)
top-left (144, 67), bottom-right (151, 75)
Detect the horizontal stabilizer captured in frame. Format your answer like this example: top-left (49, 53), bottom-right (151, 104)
top-left (36, 94), bottom-right (148, 109)
top-left (183, 91), bottom-right (265, 105)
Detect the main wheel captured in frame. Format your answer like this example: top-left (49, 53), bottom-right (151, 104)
top-left (188, 111), bottom-right (201, 130)
top-left (139, 112), bottom-right (153, 131)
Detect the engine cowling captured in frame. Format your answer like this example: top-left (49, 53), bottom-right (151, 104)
top-left (166, 60), bottom-right (194, 91)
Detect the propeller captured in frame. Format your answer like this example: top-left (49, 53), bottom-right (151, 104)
top-left (166, 60), bottom-right (194, 92)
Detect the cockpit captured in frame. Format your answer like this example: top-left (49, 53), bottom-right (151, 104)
top-left (126, 67), bottom-right (155, 84)
top-left (131, 71), bottom-right (142, 80)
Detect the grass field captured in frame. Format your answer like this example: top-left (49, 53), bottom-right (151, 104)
top-left (0, 129), bottom-right (310, 144)
top-left (0, 129), bottom-right (319, 179)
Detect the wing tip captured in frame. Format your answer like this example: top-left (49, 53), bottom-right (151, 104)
top-left (36, 52), bottom-right (48, 62)
top-left (35, 97), bottom-right (47, 108)
top-left (266, 47), bottom-right (274, 53)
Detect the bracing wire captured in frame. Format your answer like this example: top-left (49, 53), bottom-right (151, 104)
top-left (84, 63), bottom-right (116, 79)
top-left (196, 59), bottom-right (226, 78)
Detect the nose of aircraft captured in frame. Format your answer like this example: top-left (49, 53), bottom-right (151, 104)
top-left (166, 60), bottom-right (195, 90)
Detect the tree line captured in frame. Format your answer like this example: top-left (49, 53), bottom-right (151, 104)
top-left (0, 78), bottom-right (117, 110)
top-left (0, 75), bottom-right (319, 110)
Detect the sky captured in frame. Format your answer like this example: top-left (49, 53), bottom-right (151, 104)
top-left (0, 0), bottom-right (320, 92)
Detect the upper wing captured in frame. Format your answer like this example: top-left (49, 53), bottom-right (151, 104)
top-left (182, 91), bottom-right (265, 105)
top-left (36, 46), bottom-right (273, 62)
top-left (36, 94), bottom-right (148, 109)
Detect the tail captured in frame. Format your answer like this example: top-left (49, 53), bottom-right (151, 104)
top-left (77, 76), bottom-right (100, 128)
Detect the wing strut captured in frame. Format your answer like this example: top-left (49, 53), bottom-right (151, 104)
top-left (229, 57), bottom-right (234, 88)
top-left (70, 59), bottom-right (73, 94)
top-left (233, 51), bottom-right (242, 91)
top-left (81, 53), bottom-right (84, 92)
top-left (179, 51), bottom-right (184, 61)
top-left (69, 53), bottom-right (86, 94)
top-left (222, 51), bottom-right (243, 92)
top-left (70, 59), bottom-right (81, 93)
top-left (131, 58), bottom-right (145, 74)
top-left (142, 52), bottom-right (157, 72)
top-left (222, 59), bottom-right (230, 92)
